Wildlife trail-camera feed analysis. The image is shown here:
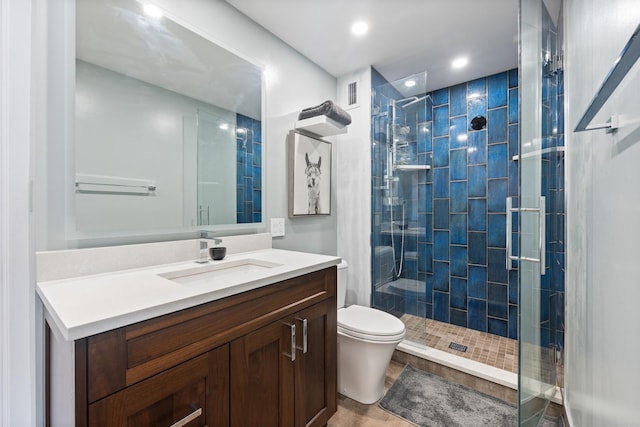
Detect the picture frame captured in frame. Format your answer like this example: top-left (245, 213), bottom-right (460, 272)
top-left (288, 130), bottom-right (332, 216)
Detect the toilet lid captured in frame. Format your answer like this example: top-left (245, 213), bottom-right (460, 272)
top-left (338, 305), bottom-right (405, 338)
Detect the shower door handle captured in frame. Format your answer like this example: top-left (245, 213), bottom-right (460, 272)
top-left (506, 196), bottom-right (546, 275)
top-left (506, 197), bottom-right (517, 270)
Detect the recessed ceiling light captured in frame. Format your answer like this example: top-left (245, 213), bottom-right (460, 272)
top-left (143, 4), bottom-right (163, 19)
top-left (351, 21), bottom-right (369, 36)
top-left (452, 57), bottom-right (468, 69)
top-left (404, 80), bottom-right (416, 88)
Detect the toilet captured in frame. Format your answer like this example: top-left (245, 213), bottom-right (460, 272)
top-left (337, 261), bottom-right (406, 404)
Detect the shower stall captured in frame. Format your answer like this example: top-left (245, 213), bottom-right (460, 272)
top-left (370, 15), bottom-right (565, 420)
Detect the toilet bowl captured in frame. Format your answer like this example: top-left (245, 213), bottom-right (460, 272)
top-left (337, 261), bottom-right (406, 404)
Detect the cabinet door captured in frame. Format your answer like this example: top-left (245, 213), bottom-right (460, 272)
top-left (230, 320), bottom-right (296, 427)
top-left (293, 299), bottom-right (337, 427)
top-left (88, 345), bottom-right (229, 427)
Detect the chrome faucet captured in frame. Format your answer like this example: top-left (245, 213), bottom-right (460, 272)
top-left (196, 231), bottom-right (222, 263)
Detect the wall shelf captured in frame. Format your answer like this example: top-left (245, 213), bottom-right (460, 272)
top-left (295, 115), bottom-right (347, 137)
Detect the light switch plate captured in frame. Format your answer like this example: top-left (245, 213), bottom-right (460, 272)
top-left (271, 218), bottom-right (285, 237)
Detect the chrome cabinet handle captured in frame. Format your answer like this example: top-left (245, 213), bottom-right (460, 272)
top-left (296, 318), bottom-right (308, 354)
top-left (170, 407), bottom-right (202, 427)
top-left (284, 323), bottom-right (296, 361)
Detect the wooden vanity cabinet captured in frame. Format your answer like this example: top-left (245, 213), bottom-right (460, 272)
top-left (65, 267), bottom-right (336, 427)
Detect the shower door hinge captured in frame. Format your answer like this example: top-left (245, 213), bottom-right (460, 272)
top-left (545, 54), bottom-right (563, 76)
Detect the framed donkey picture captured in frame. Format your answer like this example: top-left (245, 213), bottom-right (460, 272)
top-left (288, 130), bottom-right (332, 216)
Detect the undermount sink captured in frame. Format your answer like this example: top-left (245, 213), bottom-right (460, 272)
top-left (159, 259), bottom-right (283, 286)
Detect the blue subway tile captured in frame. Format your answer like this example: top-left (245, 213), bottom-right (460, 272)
top-left (468, 97), bottom-right (487, 128)
top-left (450, 309), bottom-right (468, 328)
top-left (434, 262), bottom-right (450, 292)
top-left (487, 214), bottom-right (506, 248)
top-left (488, 143), bottom-right (508, 178)
top-left (508, 161), bottom-right (518, 197)
top-left (488, 282), bottom-right (508, 319)
top-left (252, 190), bottom-right (262, 212)
top-left (468, 232), bottom-right (487, 265)
top-left (434, 231), bottom-right (449, 261)
top-left (432, 88), bottom-right (449, 106)
top-left (418, 243), bottom-right (428, 272)
top-left (488, 108), bottom-right (508, 143)
top-left (450, 83), bottom-right (467, 117)
top-left (253, 167), bottom-right (262, 189)
top-left (509, 124), bottom-right (519, 158)
top-left (450, 278), bottom-right (467, 309)
top-left (418, 102), bottom-right (432, 122)
top-left (508, 68), bottom-right (518, 88)
top-left (469, 266), bottom-right (487, 298)
top-left (488, 179), bottom-right (508, 212)
top-left (450, 246), bottom-right (468, 278)
top-left (450, 116), bottom-right (469, 149)
top-left (468, 78), bottom-right (486, 96)
top-left (468, 165), bottom-right (487, 197)
top-left (509, 269), bottom-right (518, 305)
top-left (253, 212), bottom-right (262, 223)
top-left (418, 122), bottom-right (433, 152)
top-left (468, 199), bottom-right (487, 231)
top-left (488, 72), bottom-right (508, 109)
top-left (450, 182), bottom-right (467, 212)
top-left (433, 136), bottom-right (450, 167)
top-left (488, 248), bottom-right (508, 283)
top-left (434, 199), bottom-right (449, 229)
top-left (434, 291), bottom-right (450, 323)
top-left (433, 105), bottom-right (450, 136)
top-left (253, 143), bottom-right (262, 167)
top-left (433, 168), bottom-right (449, 198)
top-left (468, 298), bottom-right (487, 332)
top-left (450, 214), bottom-right (467, 245)
top-left (488, 318), bottom-right (508, 337)
top-left (508, 88), bottom-right (519, 124)
top-left (468, 130), bottom-right (487, 164)
top-left (450, 149), bottom-right (467, 181)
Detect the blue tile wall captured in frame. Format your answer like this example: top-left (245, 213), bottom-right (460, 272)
top-left (236, 113), bottom-right (262, 223)
top-left (371, 68), bottom-right (520, 340)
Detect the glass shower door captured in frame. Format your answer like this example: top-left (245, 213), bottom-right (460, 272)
top-left (517, 0), bottom-right (562, 424)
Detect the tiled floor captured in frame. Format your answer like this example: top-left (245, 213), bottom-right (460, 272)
top-left (401, 313), bottom-right (519, 373)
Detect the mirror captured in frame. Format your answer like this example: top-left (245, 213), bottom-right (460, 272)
top-left (73, 0), bottom-right (263, 237)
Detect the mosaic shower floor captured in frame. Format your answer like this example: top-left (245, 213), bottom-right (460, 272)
top-left (400, 314), bottom-right (518, 373)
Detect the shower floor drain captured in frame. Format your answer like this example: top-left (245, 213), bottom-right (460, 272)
top-left (448, 342), bottom-right (468, 353)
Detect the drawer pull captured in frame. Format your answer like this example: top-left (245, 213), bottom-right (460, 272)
top-left (296, 318), bottom-right (308, 354)
top-left (170, 407), bottom-right (202, 427)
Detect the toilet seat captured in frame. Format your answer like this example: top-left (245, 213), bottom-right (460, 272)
top-left (338, 305), bottom-right (406, 342)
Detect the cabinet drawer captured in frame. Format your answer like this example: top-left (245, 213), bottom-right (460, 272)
top-left (83, 267), bottom-right (336, 403)
top-left (88, 345), bottom-right (229, 427)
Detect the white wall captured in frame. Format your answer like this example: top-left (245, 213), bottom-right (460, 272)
top-left (564, 1), bottom-right (640, 426)
top-left (336, 68), bottom-right (372, 305)
top-left (0, 0), bottom-right (38, 425)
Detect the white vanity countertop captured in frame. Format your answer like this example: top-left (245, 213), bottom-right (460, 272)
top-left (37, 248), bottom-right (341, 341)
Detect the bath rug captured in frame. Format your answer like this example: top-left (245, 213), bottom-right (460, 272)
top-left (379, 364), bottom-right (559, 427)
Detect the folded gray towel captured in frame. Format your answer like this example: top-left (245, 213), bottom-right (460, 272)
top-left (298, 100), bottom-right (352, 126)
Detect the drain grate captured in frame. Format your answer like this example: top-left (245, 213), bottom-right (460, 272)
top-left (448, 342), bottom-right (468, 353)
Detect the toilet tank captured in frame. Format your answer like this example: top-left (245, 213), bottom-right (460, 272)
top-left (337, 260), bottom-right (348, 309)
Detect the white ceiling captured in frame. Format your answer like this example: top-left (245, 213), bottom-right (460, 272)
top-left (226, 0), bottom-right (519, 91)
